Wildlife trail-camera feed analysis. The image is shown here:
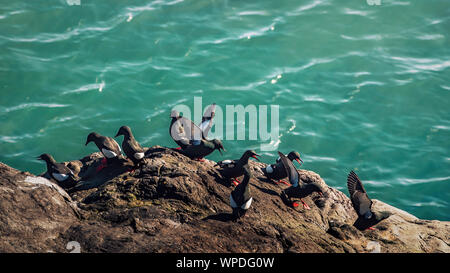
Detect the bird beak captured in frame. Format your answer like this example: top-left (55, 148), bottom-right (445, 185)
top-left (114, 133), bottom-right (119, 138)
top-left (319, 192), bottom-right (323, 197)
top-left (252, 154), bottom-right (260, 161)
top-left (36, 156), bottom-right (41, 160)
top-left (296, 158), bottom-right (303, 166)
top-left (218, 148), bottom-right (223, 156)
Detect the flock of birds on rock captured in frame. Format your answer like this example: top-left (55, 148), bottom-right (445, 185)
top-left (37, 103), bottom-right (392, 230)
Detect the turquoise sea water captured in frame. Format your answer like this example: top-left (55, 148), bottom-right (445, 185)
top-left (0, 0), bottom-right (449, 220)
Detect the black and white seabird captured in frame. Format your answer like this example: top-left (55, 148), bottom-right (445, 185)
top-left (229, 164), bottom-right (253, 221)
top-left (347, 171), bottom-right (392, 230)
top-left (278, 151), bottom-right (325, 209)
top-left (262, 151), bottom-right (303, 185)
top-left (169, 103), bottom-right (225, 160)
top-left (37, 153), bottom-right (77, 187)
top-left (217, 150), bottom-right (260, 186)
top-left (85, 131), bottom-right (122, 172)
top-left (115, 125), bottom-right (145, 169)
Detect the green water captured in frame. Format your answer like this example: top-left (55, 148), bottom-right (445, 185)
top-left (0, 0), bottom-right (449, 220)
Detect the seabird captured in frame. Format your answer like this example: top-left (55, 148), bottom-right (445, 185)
top-left (262, 150), bottom-right (303, 185)
top-left (229, 164), bottom-right (253, 221)
top-left (347, 171), bottom-right (392, 230)
top-left (278, 151), bottom-right (325, 209)
top-left (85, 131), bottom-right (122, 172)
top-left (37, 153), bottom-right (77, 187)
top-left (217, 150), bottom-right (260, 186)
top-left (115, 125), bottom-right (145, 169)
top-left (169, 103), bottom-right (224, 160)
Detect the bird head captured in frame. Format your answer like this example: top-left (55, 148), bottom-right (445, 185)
top-left (115, 125), bottom-right (132, 138)
top-left (244, 150), bottom-right (260, 161)
top-left (170, 110), bottom-right (180, 119)
top-left (212, 139), bottom-right (225, 155)
top-left (85, 132), bottom-right (100, 146)
top-left (288, 151), bottom-right (303, 166)
top-left (311, 182), bottom-right (327, 198)
top-left (37, 153), bottom-right (54, 163)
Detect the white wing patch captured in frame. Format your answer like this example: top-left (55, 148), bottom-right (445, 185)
top-left (265, 165), bottom-right (273, 174)
top-left (241, 197), bottom-right (253, 210)
top-left (134, 152), bottom-right (145, 160)
top-left (230, 194), bottom-right (252, 210)
top-left (221, 160), bottom-right (232, 165)
top-left (52, 173), bottom-right (69, 182)
top-left (102, 148), bottom-right (118, 158)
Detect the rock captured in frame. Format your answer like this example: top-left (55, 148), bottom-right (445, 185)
top-left (0, 147), bottom-right (448, 253)
top-left (0, 163), bottom-right (79, 252)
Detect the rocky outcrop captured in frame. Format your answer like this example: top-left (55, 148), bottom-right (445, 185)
top-left (0, 146), bottom-right (448, 253)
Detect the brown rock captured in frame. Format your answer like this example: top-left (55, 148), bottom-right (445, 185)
top-left (0, 147), bottom-right (448, 253)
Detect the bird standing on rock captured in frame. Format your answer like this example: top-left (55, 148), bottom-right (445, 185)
top-left (217, 150), bottom-right (260, 186)
top-left (262, 151), bottom-right (303, 186)
top-left (85, 132), bottom-right (122, 172)
top-left (230, 164), bottom-right (253, 221)
top-left (278, 151), bottom-right (325, 209)
top-left (115, 125), bottom-right (145, 169)
top-left (347, 171), bottom-right (392, 230)
top-left (37, 153), bottom-right (77, 187)
top-left (169, 103), bottom-right (225, 161)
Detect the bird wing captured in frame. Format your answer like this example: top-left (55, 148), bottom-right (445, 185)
top-left (347, 170), bottom-right (368, 196)
top-left (129, 138), bottom-right (144, 153)
top-left (50, 163), bottom-right (74, 181)
top-left (278, 151), bottom-right (299, 186)
top-left (51, 163), bottom-right (73, 176)
top-left (217, 159), bottom-right (236, 169)
top-left (102, 137), bottom-right (122, 156)
top-left (230, 165), bottom-right (252, 207)
top-left (347, 171), bottom-right (372, 217)
top-left (170, 116), bottom-right (204, 145)
top-left (352, 192), bottom-right (373, 217)
top-left (199, 103), bottom-right (216, 139)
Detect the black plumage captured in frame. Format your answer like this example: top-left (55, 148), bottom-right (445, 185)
top-left (85, 132), bottom-right (122, 159)
top-left (169, 104), bottom-right (224, 160)
top-left (37, 153), bottom-right (76, 187)
top-left (347, 171), bottom-right (392, 230)
top-left (262, 151), bottom-right (303, 185)
top-left (115, 126), bottom-right (145, 166)
top-left (218, 150), bottom-right (259, 185)
top-left (85, 132), bottom-right (122, 171)
top-left (278, 151), bottom-right (325, 209)
top-left (230, 164), bottom-right (253, 221)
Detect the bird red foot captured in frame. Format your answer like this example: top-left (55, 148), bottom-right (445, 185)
top-left (366, 227), bottom-right (376, 231)
top-left (232, 178), bottom-right (241, 186)
top-left (194, 158), bottom-right (205, 162)
top-left (300, 199), bottom-right (311, 210)
top-left (175, 147), bottom-right (182, 150)
top-left (274, 180), bottom-right (291, 186)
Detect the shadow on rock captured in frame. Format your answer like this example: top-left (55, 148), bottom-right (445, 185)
top-left (68, 157), bottom-right (132, 193)
top-left (202, 212), bottom-right (235, 222)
